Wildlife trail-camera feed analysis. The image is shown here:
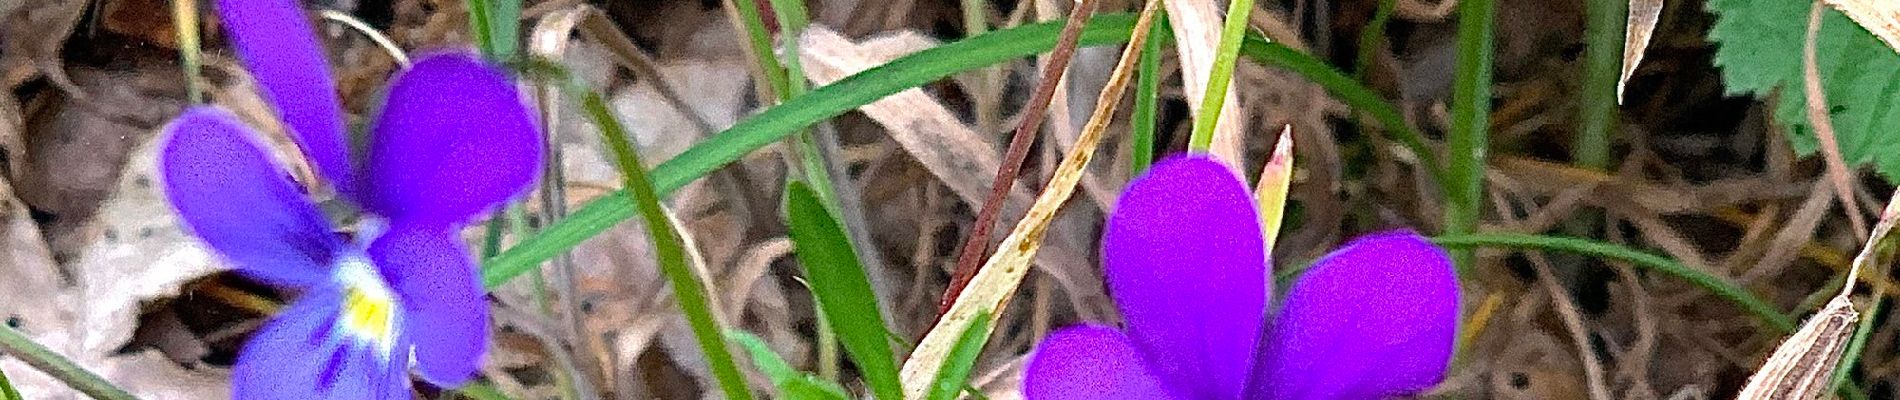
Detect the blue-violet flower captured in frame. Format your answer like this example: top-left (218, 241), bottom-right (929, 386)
top-left (159, 0), bottom-right (542, 398)
top-left (1022, 155), bottom-right (1460, 400)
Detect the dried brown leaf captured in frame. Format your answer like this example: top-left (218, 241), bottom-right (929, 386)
top-left (1619, 0), bottom-right (1662, 103)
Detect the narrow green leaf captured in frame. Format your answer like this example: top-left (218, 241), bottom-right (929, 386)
top-left (455, 383), bottom-right (515, 400)
top-left (784, 182), bottom-right (902, 400)
top-left (566, 69), bottom-right (752, 400)
top-left (1186, 0), bottom-right (1257, 151)
top-left (481, 14), bottom-right (1432, 289)
top-left (465, 0), bottom-right (520, 59)
top-left (0, 365), bottom-right (23, 400)
top-left (1130, 9), bottom-right (1164, 174)
top-left (925, 311), bottom-right (993, 400)
top-left (0, 326), bottom-right (135, 400)
top-left (1429, 234), bottom-right (1797, 331)
top-left (729, 330), bottom-right (853, 400)
top-left (730, 0), bottom-right (791, 98)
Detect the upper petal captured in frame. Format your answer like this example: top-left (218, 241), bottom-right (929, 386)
top-left (161, 107), bottom-right (344, 289)
top-left (233, 290), bottom-right (413, 400)
top-left (1023, 324), bottom-right (1183, 400)
top-left (1102, 155), bottom-right (1267, 400)
top-left (214, 0), bottom-right (357, 197)
top-left (368, 223), bottom-right (487, 387)
top-left (363, 52), bottom-right (542, 226)
top-left (1250, 231), bottom-right (1460, 400)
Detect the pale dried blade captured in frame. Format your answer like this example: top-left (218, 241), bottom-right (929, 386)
top-left (896, 1), bottom-right (1164, 397)
top-left (1619, 0), bottom-right (1662, 103)
top-left (1736, 296), bottom-right (1858, 400)
top-left (1162, 0), bottom-right (1248, 168)
top-left (1821, 0), bottom-right (1900, 55)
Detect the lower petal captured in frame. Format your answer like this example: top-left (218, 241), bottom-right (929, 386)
top-left (1023, 324), bottom-right (1182, 400)
top-left (367, 224), bottom-right (487, 387)
top-left (1251, 231), bottom-right (1460, 399)
top-left (233, 291), bottom-right (413, 400)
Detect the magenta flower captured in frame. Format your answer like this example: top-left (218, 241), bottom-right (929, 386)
top-left (159, 0), bottom-right (541, 397)
top-left (1023, 156), bottom-right (1460, 400)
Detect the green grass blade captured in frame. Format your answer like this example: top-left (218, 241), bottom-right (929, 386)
top-left (925, 311), bottom-right (993, 400)
top-left (0, 326), bottom-right (135, 400)
top-left (1130, 9), bottom-right (1164, 174)
top-left (784, 182), bottom-right (902, 400)
top-left (481, 13), bottom-right (1431, 288)
top-left (1430, 234), bottom-right (1797, 331)
top-left (1444, 0), bottom-right (1496, 272)
top-left (564, 70), bottom-right (752, 400)
top-left (729, 330), bottom-right (853, 400)
top-left (730, 0), bottom-right (791, 98)
top-left (455, 383), bottom-right (515, 400)
top-left (1831, 291), bottom-right (1882, 393)
top-left (465, 0), bottom-right (520, 59)
top-left (1186, 0), bottom-right (1256, 151)
top-left (0, 365), bottom-right (23, 400)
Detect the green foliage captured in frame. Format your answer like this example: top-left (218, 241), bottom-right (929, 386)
top-left (0, 366), bottom-right (22, 400)
top-left (925, 311), bottom-right (993, 400)
top-left (1708, 0), bottom-right (1900, 178)
top-left (783, 182), bottom-right (903, 400)
top-left (729, 331), bottom-right (853, 400)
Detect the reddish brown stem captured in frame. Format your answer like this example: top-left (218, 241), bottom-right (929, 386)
top-left (939, 0), bottom-right (1100, 315)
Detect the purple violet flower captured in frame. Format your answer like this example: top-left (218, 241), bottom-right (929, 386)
top-left (159, 0), bottom-right (542, 398)
top-left (1023, 155), bottom-right (1460, 400)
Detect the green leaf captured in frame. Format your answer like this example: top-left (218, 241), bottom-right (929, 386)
top-left (784, 182), bottom-right (902, 400)
top-left (480, 13), bottom-right (1425, 289)
top-left (925, 311), bottom-right (992, 400)
top-left (465, 0), bottom-right (520, 59)
top-left (729, 330), bottom-right (853, 400)
top-left (1708, 0), bottom-right (1900, 178)
top-left (0, 365), bottom-right (23, 400)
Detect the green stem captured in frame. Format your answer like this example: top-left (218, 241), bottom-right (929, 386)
top-left (1445, 0), bottom-right (1496, 273)
top-left (1130, 9), bottom-right (1163, 174)
top-left (730, 0), bottom-right (791, 98)
top-left (482, 15), bottom-right (1445, 288)
top-left (569, 73), bottom-right (754, 400)
top-left (1577, 0), bottom-right (1624, 170)
top-left (1431, 234), bottom-right (1796, 331)
top-left (465, 0), bottom-right (521, 59)
top-left (1187, 0), bottom-right (1257, 151)
top-left (0, 326), bottom-right (137, 400)
top-left (0, 364), bottom-right (23, 400)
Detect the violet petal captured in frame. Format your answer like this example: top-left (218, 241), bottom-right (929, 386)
top-left (1102, 155), bottom-right (1266, 399)
top-left (1022, 324), bottom-right (1182, 400)
top-left (161, 107), bottom-right (343, 289)
top-left (1249, 231), bottom-right (1460, 399)
top-left (214, 0), bottom-right (357, 198)
top-left (232, 290), bottom-right (413, 399)
top-left (369, 223), bottom-right (487, 387)
top-left (363, 52), bottom-right (542, 226)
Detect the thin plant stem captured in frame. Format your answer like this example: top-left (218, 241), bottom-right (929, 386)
top-left (171, 0), bottom-right (203, 103)
top-left (1130, 8), bottom-right (1163, 174)
top-left (0, 364), bottom-right (20, 400)
top-left (569, 72), bottom-right (754, 400)
top-left (0, 326), bottom-right (137, 400)
top-left (1577, 0), bottom-right (1624, 170)
top-left (319, 10), bottom-right (411, 66)
top-left (727, 0), bottom-right (790, 99)
top-left (943, 0), bottom-right (1101, 314)
top-left (1186, 0), bottom-right (1256, 151)
top-left (1445, 0), bottom-right (1496, 273)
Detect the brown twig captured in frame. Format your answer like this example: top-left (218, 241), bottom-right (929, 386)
top-left (939, 0), bottom-right (1100, 314)
top-left (1801, 3), bottom-right (1871, 239)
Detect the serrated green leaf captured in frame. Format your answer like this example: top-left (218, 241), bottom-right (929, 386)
top-left (784, 182), bottom-right (903, 400)
top-left (1708, 0), bottom-right (1900, 178)
top-left (926, 311), bottom-right (992, 400)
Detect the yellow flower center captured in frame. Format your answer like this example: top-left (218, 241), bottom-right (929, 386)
top-left (333, 255), bottom-right (401, 359)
